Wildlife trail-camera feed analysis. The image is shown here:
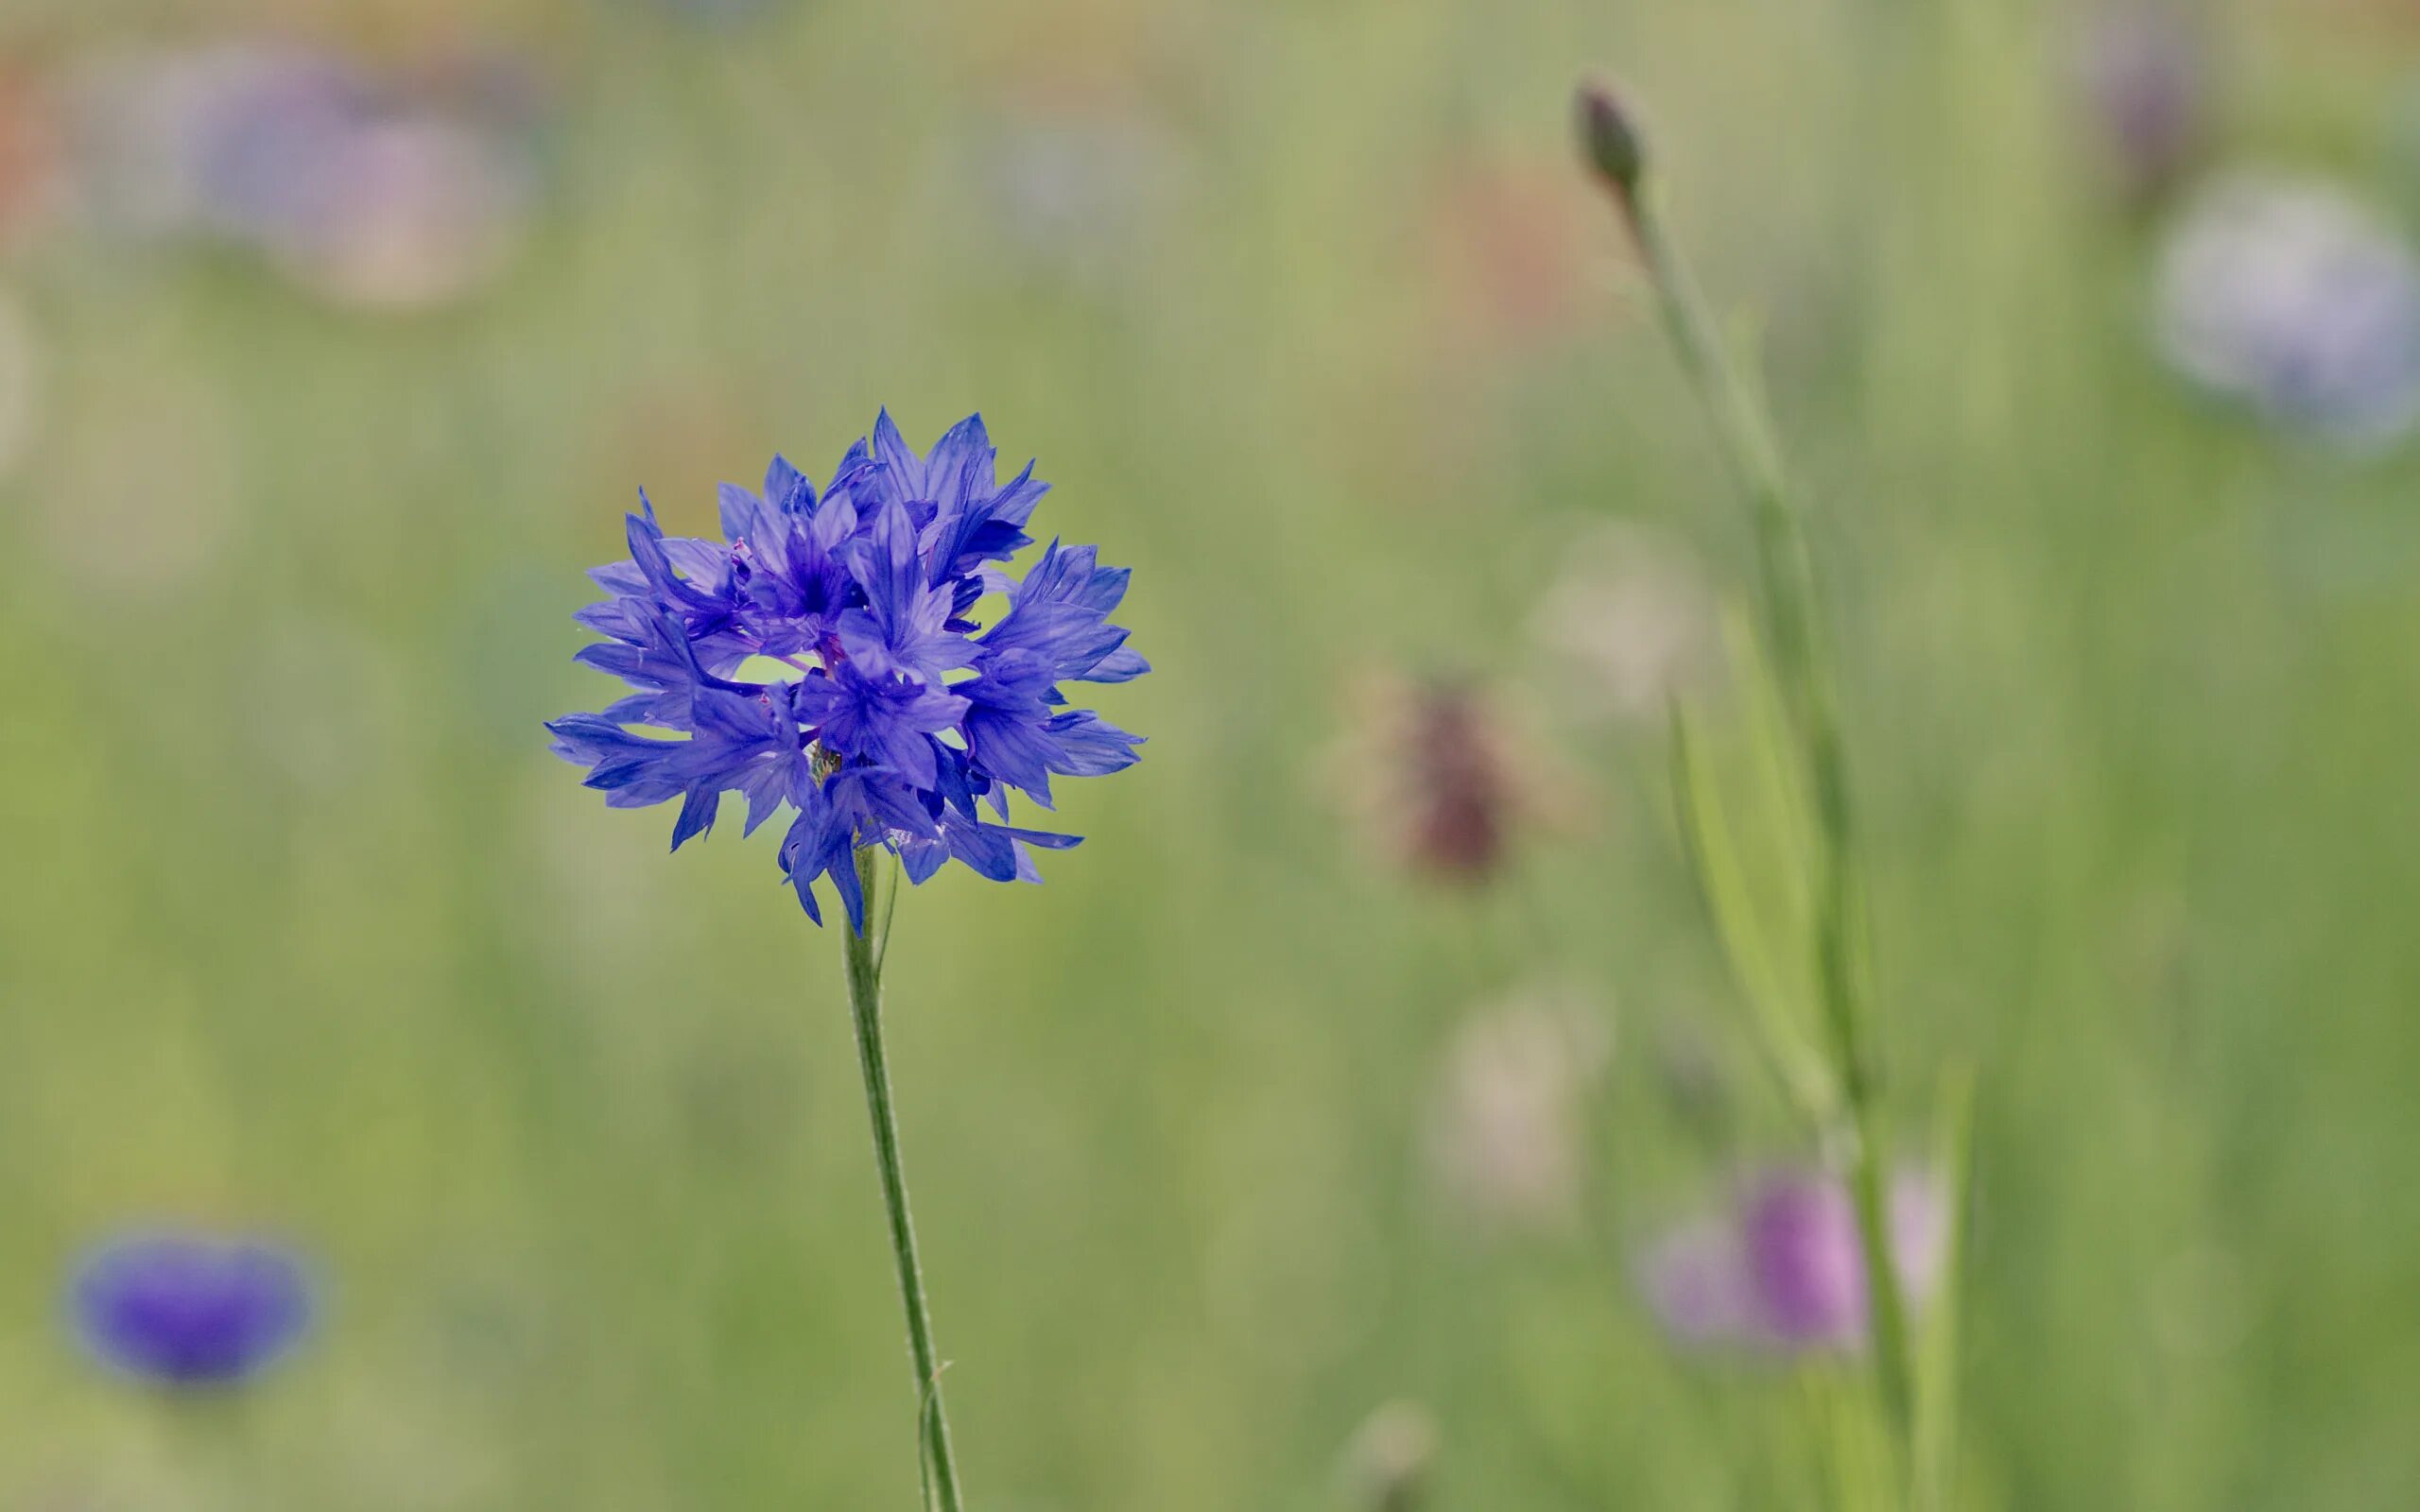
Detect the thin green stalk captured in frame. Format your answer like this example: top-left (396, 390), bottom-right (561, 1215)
top-left (1593, 132), bottom-right (1917, 1440)
top-left (1912, 1065), bottom-right (1979, 1512)
top-left (840, 846), bottom-right (964, 1512)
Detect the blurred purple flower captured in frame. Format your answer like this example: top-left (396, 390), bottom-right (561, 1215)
top-left (2154, 172), bottom-right (2420, 444)
top-left (183, 50), bottom-right (380, 245)
top-left (70, 1229), bottom-right (314, 1387)
top-left (2072, 7), bottom-right (2208, 204)
top-left (1638, 1167), bottom-right (1944, 1352)
top-left (67, 46), bottom-right (348, 240)
top-left (65, 43), bottom-right (541, 309)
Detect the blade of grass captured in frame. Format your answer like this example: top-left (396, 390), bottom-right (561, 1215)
top-left (1912, 1063), bottom-right (1978, 1512)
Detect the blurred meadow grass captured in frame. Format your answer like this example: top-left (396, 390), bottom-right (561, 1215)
top-left (3, 0), bottom-right (2420, 1507)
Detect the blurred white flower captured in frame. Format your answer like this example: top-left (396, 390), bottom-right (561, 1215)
top-left (1337, 1400), bottom-right (1439, 1512)
top-left (2154, 172), bottom-right (2420, 445)
top-left (1425, 987), bottom-right (1613, 1231)
top-left (1530, 522), bottom-right (1719, 725)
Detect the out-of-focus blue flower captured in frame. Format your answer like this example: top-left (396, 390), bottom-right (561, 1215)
top-left (549, 414), bottom-right (1147, 929)
top-left (2154, 172), bottom-right (2420, 445)
top-left (70, 1230), bottom-right (315, 1387)
top-left (1637, 1167), bottom-right (1944, 1353)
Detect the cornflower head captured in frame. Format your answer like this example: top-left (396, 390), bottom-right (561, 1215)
top-left (69, 1228), bottom-right (315, 1388)
top-left (547, 412), bottom-right (1146, 931)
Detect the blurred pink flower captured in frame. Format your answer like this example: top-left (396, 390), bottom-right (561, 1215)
top-left (1639, 1166), bottom-right (1945, 1353)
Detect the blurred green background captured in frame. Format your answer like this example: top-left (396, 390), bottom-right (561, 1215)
top-left (4, 0), bottom-right (2419, 1506)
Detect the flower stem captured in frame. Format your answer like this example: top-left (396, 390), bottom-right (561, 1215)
top-left (840, 847), bottom-right (965, 1512)
top-left (1603, 168), bottom-right (1917, 1439)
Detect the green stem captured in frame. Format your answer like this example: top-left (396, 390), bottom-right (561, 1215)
top-left (1611, 178), bottom-right (1916, 1440)
top-left (840, 847), bottom-right (965, 1512)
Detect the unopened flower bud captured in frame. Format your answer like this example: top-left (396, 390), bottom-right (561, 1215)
top-left (1574, 77), bottom-right (1646, 198)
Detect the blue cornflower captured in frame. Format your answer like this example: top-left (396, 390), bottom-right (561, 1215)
top-left (69, 1229), bottom-right (315, 1387)
top-left (548, 413), bottom-right (1147, 929)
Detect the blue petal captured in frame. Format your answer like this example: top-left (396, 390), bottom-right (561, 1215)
top-left (765, 455), bottom-right (816, 514)
top-left (717, 482), bottom-right (761, 543)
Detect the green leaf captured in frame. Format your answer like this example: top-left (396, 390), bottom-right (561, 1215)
top-left (1668, 696), bottom-right (1835, 1123)
top-left (1721, 602), bottom-right (1818, 935)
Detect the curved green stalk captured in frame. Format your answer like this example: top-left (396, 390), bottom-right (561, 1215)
top-left (840, 847), bottom-right (964, 1511)
top-left (1592, 130), bottom-right (1918, 1441)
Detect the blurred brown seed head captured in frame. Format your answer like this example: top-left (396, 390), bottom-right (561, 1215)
top-left (1334, 671), bottom-right (1565, 885)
